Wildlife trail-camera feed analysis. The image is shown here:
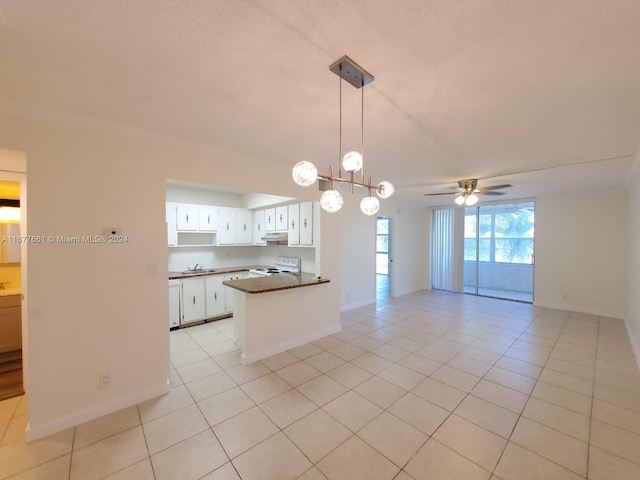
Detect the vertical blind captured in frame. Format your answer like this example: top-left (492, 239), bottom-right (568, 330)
top-left (430, 208), bottom-right (464, 292)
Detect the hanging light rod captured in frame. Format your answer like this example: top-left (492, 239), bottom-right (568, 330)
top-left (292, 55), bottom-right (394, 215)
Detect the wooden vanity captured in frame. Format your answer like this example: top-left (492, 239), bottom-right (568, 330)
top-left (0, 292), bottom-right (21, 353)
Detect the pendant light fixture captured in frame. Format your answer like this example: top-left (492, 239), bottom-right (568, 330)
top-left (292, 55), bottom-right (394, 215)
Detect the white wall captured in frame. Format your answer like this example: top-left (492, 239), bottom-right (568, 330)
top-left (338, 198), bottom-right (429, 311)
top-left (535, 190), bottom-right (628, 318)
top-left (0, 111), bottom-right (340, 440)
top-left (379, 202), bottom-right (430, 297)
top-left (626, 154), bottom-right (640, 365)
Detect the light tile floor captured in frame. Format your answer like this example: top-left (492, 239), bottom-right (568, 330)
top-left (2, 290), bottom-right (640, 479)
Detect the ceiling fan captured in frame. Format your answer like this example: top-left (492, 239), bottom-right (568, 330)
top-left (424, 179), bottom-right (511, 206)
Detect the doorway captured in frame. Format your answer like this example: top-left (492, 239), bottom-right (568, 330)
top-left (376, 217), bottom-right (391, 298)
top-left (463, 202), bottom-right (535, 302)
top-left (0, 166), bottom-right (26, 402)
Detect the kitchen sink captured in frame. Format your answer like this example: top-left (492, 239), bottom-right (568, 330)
top-left (181, 268), bottom-right (216, 274)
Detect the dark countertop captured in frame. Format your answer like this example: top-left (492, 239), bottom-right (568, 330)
top-left (168, 265), bottom-right (259, 280)
top-left (223, 272), bottom-right (330, 294)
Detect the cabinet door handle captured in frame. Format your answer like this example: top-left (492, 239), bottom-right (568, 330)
top-left (207, 214), bottom-right (210, 224)
top-left (214, 292), bottom-right (217, 301)
top-left (243, 223), bottom-right (247, 231)
top-left (192, 296), bottom-right (196, 305)
top-left (186, 214), bottom-right (189, 222)
top-left (291, 220), bottom-right (295, 229)
top-left (226, 223), bottom-right (230, 231)
top-left (258, 223), bottom-right (261, 231)
top-left (279, 214), bottom-right (283, 222)
top-left (268, 215), bottom-right (271, 223)
top-left (304, 218), bottom-right (307, 228)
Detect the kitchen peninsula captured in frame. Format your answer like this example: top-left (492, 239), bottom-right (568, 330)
top-left (224, 273), bottom-right (333, 364)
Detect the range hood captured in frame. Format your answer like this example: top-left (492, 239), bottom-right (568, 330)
top-left (261, 232), bottom-right (288, 244)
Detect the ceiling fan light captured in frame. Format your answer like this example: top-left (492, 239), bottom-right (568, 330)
top-left (454, 195), bottom-right (465, 206)
top-left (320, 189), bottom-right (344, 213)
top-left (376, 181), bottom-right (394, 199)
top-left (341, 151), bottom-right (363, 173)
top-left (360, 196), bottom-right (380, 215)
top-left (465, 194), bottom-right (478, 206)
top-left (292, 161), bottom-right (318, 187)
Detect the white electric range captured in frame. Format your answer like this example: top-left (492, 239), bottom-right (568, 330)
top-left (248, 256), bottom-right (301, 277)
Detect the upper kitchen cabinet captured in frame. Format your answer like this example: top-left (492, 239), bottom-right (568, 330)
top-left (166, 203), bottom-right (178, 246)
top-left (265, 208), bottom-right (276, 232)
top-left (217, 208), bottom-right (253, 245)
top-left (217, 207), bottom-right (236, 245)
top-left (288, 203), bottom-right (300, 246)
top-left (253, 209), bottom-right (266, 246)
top-left (198, 206), bottom-right (219, 232)
top-left (299, 201), bottom-right (313, 246)
top-left (275, 206), bottom-right (288, 231)
top-left (236, 209), bottom-right (253, 245)
top-left (176, 204), bottom-right (199, 231)
top-left (288, 201), bottom-right (314, 246)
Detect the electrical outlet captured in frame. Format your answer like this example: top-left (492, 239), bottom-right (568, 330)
top-left (100, 372), bottom-right (113, 388)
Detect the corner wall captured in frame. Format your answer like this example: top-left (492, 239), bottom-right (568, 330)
top-left (535, 190), bottom-right (628, 318)
top-left (626, 154), bottom-right (640, 366)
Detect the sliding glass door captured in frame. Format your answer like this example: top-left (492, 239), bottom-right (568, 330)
top-left (464, 202), bottom-right (535, 302)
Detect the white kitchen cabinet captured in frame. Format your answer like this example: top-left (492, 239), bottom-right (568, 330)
top-left (205, 276), bottom-right (226, 318)
top-left (168, 280), bottom-right (180, 329)
top-left (265, 208), bottom-right (276, 232)
top-left (299, 201), bottom-right (313, 245)
top-left (217, 207), bottom-right (236, 245)
top-left (236, 209), bottom-right (253, 245)
top-left (180, 277), bottom-right (206, 325)
top-left (199, 206), bottom-right (219, 232)
top-left (253, 209), bottom-right (266, 245)
top-left (166, 203), bottom-right (178, 246)
top-left (176, 204), bottom-right (199, 231)
top-left (288, 203), bottom-right (300, 245)
top-left (276, 206), bottom-right (288, 231)
top-left (224, 272), bottom-right (249, 313)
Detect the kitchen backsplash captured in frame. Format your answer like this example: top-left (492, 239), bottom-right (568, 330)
top-left (168, 245), bottom-right (316, 273)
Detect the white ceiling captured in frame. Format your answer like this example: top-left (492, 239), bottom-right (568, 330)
top-left (1, 0), bottom-right (639, 206)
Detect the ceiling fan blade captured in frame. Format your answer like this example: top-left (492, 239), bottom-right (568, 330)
top-left (423, 192), bottom-right (458, 196)
top-left (480, 184), bottom-right (512, 191)
top-left (480, 191), bottom-right (506, 196)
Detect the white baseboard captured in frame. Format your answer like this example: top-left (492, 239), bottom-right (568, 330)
top-left (241, 324), bottom-right (342, 364)
top-left (533, 300), bottom-right (625, 320)
top-left (623, 316), bottom-right (640, 373)
top-left (340, 298), bottom-right (375, 312)
top-left (25, 381), bottom-right (170, 442)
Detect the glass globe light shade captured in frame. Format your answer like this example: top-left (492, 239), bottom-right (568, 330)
top-left (465, 194), bottom-right (479, 206)
top-left (341, 151), bottom-right (363, 173)
top-left (376, 181), bottom-right (395, 199)
top-left (360, 196), bottom-right (380, 216)
top-left (454, 195), bottom-right (465, 206)
top-left (320, 190), bottom-right (344, 213)
top-left (291, 161), bottom-right (318, 187)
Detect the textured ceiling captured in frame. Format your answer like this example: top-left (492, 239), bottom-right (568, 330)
top-left (1, 0), bottom-right (639, 205)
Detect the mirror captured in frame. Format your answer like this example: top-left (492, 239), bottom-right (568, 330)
top-left (0, 180), bottom-right (21, 263)
top-left (0, 224), bottom-right (20, 263)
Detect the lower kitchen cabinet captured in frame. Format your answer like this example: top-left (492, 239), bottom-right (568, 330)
top-left (224, 272), bottom-right (249, 313)
top-left (180, 277), bottom-right (206, 325)
top-left (205, 276), bottom-right (226, 318)
top-left (168, 280), bottom-right (180, 329)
